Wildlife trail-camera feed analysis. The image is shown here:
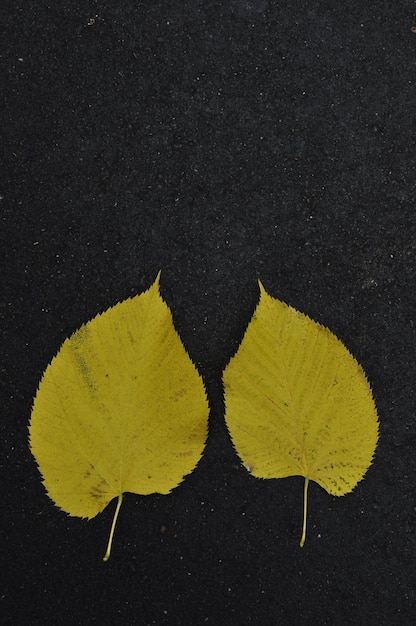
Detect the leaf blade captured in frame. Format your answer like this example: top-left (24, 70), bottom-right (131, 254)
top-left (223, 281), bottom-right (379, 540)
top-left (29, 274), bottom-right (209, 522)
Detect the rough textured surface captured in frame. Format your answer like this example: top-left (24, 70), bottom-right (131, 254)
top-left (2, 1), bottom-right (416, 623)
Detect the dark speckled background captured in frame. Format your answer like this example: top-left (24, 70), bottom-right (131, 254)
top-left (2, 1), bottom-right (416, 623)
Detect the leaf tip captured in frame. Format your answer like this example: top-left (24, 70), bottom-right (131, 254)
top-left (257, 279), bottom-right (267, 297)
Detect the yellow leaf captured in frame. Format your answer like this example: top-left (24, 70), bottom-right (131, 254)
top-left (223, 281), bottom-right (379, 546)
top-left (29, 273), bottom-right (209, 560)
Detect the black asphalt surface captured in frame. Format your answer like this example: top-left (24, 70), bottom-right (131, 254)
top-left (2, 1), bottom-right (416, 624)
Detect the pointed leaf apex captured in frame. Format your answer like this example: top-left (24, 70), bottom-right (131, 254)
top-left (258, 279), bottom-right (266, 295)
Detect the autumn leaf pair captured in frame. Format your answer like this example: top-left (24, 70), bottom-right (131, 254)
top-left (29, 273), bottom-right (379, 560)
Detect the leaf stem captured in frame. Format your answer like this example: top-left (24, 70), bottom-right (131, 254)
top-left (103, 493), bottom-right (123, 561)
top-left (300, 477), bottom-right (309, 548)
